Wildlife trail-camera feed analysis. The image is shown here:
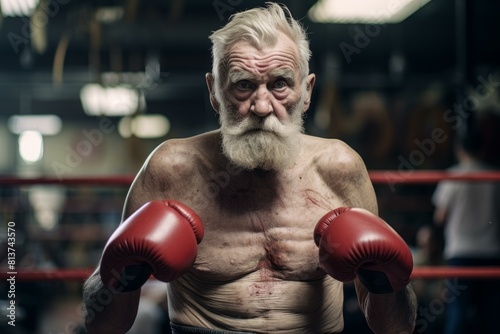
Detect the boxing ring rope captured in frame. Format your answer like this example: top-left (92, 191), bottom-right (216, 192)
top-left (1, 267), bottom-right (500, 281)
top-left (2, 171), bottom-right (500, 281)
top-left (1, 170), bottom-right (500, 186)
top-left (368, 170), bottom-right (500, 184)
top-left (0, 175), bottom-right (135, 186)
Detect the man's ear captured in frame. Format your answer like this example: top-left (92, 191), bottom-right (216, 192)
top-left (302, 73), bottom-right (316, 113)
top-left (206, 73), bottom-right (221, 113)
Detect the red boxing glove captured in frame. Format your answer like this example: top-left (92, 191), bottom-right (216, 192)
top-left (314, 207), bottom-right (413, 294)
top-left (100, 200), bottom-right (204, 292)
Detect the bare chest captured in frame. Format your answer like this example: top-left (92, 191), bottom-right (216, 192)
top-left (189, 182), bottom-right (344, 282)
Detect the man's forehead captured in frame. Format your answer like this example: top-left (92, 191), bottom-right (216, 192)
top-left (226, 38), bottom-right (300, 76)
top-left (229, 31), bottom-right (298, 56)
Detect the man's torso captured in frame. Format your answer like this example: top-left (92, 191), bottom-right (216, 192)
top-left (140, 131), bottom-right (366, 333)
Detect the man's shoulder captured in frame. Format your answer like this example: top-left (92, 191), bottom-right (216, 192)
top-left (147, 131), bottom-right (219, 170)
top-left (124, 131), bottom-right (220, 214)
top-left (303, 135), bottom-right (376, 212)
top-left (137, 131), bottom-right (220, 187)
top-left (303, 135), bottom-right (364, 172)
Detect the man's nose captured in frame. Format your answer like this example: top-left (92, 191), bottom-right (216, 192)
top-left (250, 86), bottom-right (273, 117)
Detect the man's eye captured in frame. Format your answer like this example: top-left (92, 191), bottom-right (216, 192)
top-left (236, 81), bottom-right (252, 90)
top-left (273, 80), bottom-right (287, 89)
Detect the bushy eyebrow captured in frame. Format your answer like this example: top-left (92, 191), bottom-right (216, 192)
top-left (269, 68), bottom-right (296, 85)
top-left (228, 70), bottom-right (255, 84)
top-left (228, 68), bottom-right (296, 86)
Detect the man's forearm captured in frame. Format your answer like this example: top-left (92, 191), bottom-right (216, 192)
top-left (83, 271), bottom-right (141, 334)
top-left (355, 280), bottom-right (417, 334)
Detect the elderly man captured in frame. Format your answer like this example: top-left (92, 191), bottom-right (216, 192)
top-left (83, 3), bottom-right (417, 333)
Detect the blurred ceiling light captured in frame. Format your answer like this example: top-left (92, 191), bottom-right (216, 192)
top-left (118, 116), bottom-right (133, 138)
top-left (19, 130), bottom-right (43, 163)
top-left (8, 114), bottom-right (62, 135)
top-left (118, 115), bottom-right (170, 139)
top-left (308, 0), bottom-right (432, 24)
top-left (80, 83), bottom-right (146, 116)
top-left (29, 186), bottom-right (65, 231)
top-left (0, 0), bottom-right (39, 17)
top-left (95, 7), bottom-right (124, 23)
top-left (101, 72), bottom-right (146, 87)
top-left (132, 115), bottom-right (170, 139)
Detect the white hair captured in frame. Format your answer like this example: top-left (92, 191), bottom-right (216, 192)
top-left (208, 2), bottom-right (311, 96)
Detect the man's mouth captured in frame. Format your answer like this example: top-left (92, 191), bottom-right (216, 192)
top-left (244, 128), bottom-right (264, 133)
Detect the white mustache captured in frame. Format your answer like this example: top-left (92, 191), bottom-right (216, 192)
top-left (221, 113), bottom-right (302, 138)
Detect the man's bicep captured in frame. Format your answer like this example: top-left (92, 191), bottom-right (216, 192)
top-left (121, 171), bottom-right (148, 221)
top-left (121, 163), bottom-right (168, 222)
top-left (321, 141), bottom-right (378, 214)
top-left (357, 166), bottom-right (378, 215)
top-left (345, 155), bottom-right (378, 215)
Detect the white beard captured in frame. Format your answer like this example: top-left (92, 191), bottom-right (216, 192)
top-left (219, 98), bottom-right (305, 171)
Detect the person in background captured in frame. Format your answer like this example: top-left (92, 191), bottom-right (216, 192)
top-left (432, 119), bottom-right (500, 334)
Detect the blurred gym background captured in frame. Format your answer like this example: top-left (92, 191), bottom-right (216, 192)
top-left (0, 0), bottom-right (499, 333)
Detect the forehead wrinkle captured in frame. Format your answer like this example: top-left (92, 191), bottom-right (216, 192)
top-left (254, 49), bottom-right (297, 65)
top-left (227, 44), bottom-right (299, 75)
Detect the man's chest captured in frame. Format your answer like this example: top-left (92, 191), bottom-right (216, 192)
top-left (188, 184), bottom-right (346, 282)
